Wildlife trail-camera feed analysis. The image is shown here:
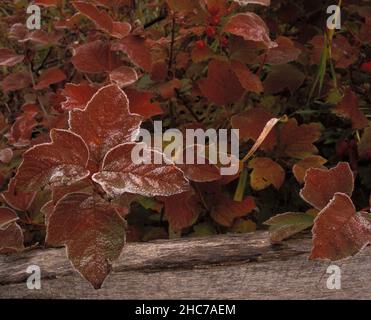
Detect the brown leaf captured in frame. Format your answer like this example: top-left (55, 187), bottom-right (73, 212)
top-left (278, 118), bottom-right (322, 159)
top-left (92, 142), bottom-right (190, 198)
top-left (46, 193), bottom-right (126, 289)
top-left (222, 12), bottom-right (276, 48)
top-left (198, 59), bottom-right (244, 105)
top-left (333, 88), bottom-right (368, 130)
top-left (69, 84), bottom-right (143, 162)
top-left (14, 129), bottom-right (90, 192)
top-left (159, 191), bottom-right (201, 231)
top-left (71, 40), bottom-right (122, 74)
top-left (310, 193), bottom-right (371, 261)
top-left (231, 108), bottom-right (277, 151)
top-left (248, 157), bottom-right (285, 190)
top-left (300, 162), bottom-right (354, 210)
top-left (292, 156), bottom-right (327, 184)
top-left (211, 195), bottom-right (256, 227)
top-left (0, 71), bottom-right (32, 93)
top-left (230, 60), bottom-right (263, 93)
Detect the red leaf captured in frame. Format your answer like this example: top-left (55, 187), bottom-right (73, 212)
top-left (0, 222), bottom-right (24, 254)
top-left (278, 118), bottom-right (322, 159)
top-left (92, 142), bottom-right (190, 198)
top-left (231, 108), bottom-right (277, 151)
top-left (263, 64), bottom-right (305, 94)
top-left (333, 88), bottom-right (368, 130)
top-left (34, 67), bottom-right (66, 90)
top-left (292, 156), bottom-right (327, 184)
top-left (0, 207), bottom-right (19, 229)
top-left (264, 36), bottom-right (301, 65)
top-left (0, 48), bottom-right (24, 67)
top-left (14, 129), bottom-right (90, 192)
top-left (125, 88), bottom-right (163, 119)
top-left (61, 83), bottom-right (98, 111)
top-left (0, 71), bottom-right (32, 93)
top-left (300, 162), bottom-right (354, 210)
top-left (35, 0), bottom-right (62, 6)
top-left (222, 12), bottom-right (276, 48)
top-left (310, 193), bottom-right (371, 261)
top-left (198, 59), bottom-right (244, 105)
top-left (159, 191), bottom-right (201, 231)
top-left (5, 106), bottom-right (39, 147)
top-left (46, 193), bottom-right (126, 289)
top-left (1, 178), bottom-right (36, 211)
top-left (113, 36), bottom-right (153, 72)
top-left (176, 146), bottom-right (221, 183)
top-left (69, 84), bottom-right (143, 162)
top-left (109, 66), bottom-right (138, 87)
top-left (71, 40), bottom-right (122, 73)
top-left (73, 1), bottom-right (114, 33)
top-left (230, 60), bottom-right (263, 93)
top-left (19, 30), bottom-right (62, 45)
top-left (211, 195), bottom-right (256, 227)
top-left (111, 22), bottom-right (131, 39)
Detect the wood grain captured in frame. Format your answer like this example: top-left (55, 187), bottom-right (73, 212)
top-left (0, 231), bottom-right (370, 299)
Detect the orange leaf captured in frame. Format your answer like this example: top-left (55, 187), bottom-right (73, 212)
top-left (248, 157), bottom-right (285, 190)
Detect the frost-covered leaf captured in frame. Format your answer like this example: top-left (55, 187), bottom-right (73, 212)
top-left (233, 0), bottom-right (270, 6)
top-left (109, 66), bottom-right (138, 87)
top-left (264, 36), bottom-right (301, 65)
top-left (0, 148), bottom-right (13, 164)
top-left (46, 193), bottom-right (126, 289)
top-left (0, 223), bottom-right (24, 254)
top-left (61, 83), bottom-right (98, 111)
top-left (293, 156), bottom-right (327, 184)
top-left (300, 162), bottom-right (354, 210)
top-left (248, 157), bottom-right (285, 191)
top-left (14, 129), bottom-right (90, 192)
top-left (222, 12), bottom-right (276, 48)
top-left (0, 48), bottom-right (24, 67)
top-left (0, 207), bottom-right (19, 229)
top-left (1, 178), bottom-right (36, 211)
top-left (92, 142), bottom-right (189, 198)
top-left (310, 193), bottom-right (371, 261)
top-left (265, 212), bottom-right (314, 243)
top-left (69, 84), bottom-right (143, 162)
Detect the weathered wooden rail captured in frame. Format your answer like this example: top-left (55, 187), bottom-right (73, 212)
top-left (0, 231), bottom-right (370, 299)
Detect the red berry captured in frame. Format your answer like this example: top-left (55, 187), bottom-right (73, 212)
top-left (210, 15), bottom-right (221, 26)
top-left (220, 36), bottom-right (229, 47)
top-left (206, 26), bottom-right (216, 38)
top-left (196, 40), bottom-right (206, 49)
top-left (361, 61), bottom-right (371, 73)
